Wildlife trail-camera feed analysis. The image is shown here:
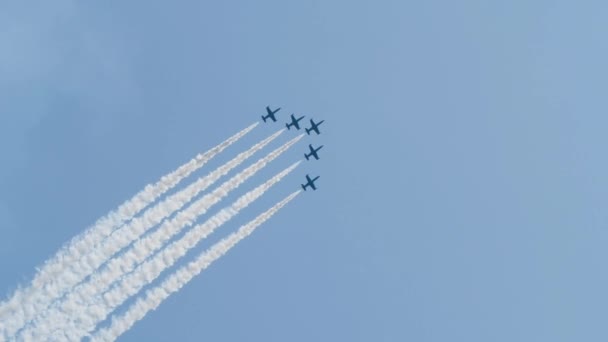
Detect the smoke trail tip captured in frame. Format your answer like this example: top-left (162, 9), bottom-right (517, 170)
top-left (284, 160), bottom-right (302, 173)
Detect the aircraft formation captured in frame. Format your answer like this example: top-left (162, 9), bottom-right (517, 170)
top-left (262, 106), bottom-right (323, 191)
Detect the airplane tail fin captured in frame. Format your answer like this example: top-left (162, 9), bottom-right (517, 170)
top-left (305, 128), bottom-right (311, 135)
top-left (262, 116), bottom-right (267, 122)
top-left (305, 153), bottom-right (310, 160)
top-left (286, 123), bottom-right (291, 130)
top-left (301, 184), bottom-right (307, 191)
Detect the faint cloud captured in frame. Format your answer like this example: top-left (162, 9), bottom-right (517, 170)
top-left (0, 0), bottom-right (78, 85)
top-left (0, 201), bottom-right (17, 256)
top-left (0, 0), bottom-right (142, 180)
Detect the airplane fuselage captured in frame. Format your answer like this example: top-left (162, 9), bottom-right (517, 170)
top-left (304, 144), bottom-right (323, 160)
top-left (301, 174), bottom-right (320, 191)
top-left (262, 106), bottom-right (280, 122)
top-left (305, 119), bottom-right (325, 135)
top-left (286, 114), bottom-right (305, 130)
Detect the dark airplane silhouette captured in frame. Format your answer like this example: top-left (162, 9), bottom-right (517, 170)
top-left (301, 174), bottom-right (320, 191)
top-left (305, 119), bottom-right (325, 135)
top-left (286, 114), bottom-right (305, 130)
top-left (304, 144), bottom-right (323, 160)
top-left (262, 106), bottom-right (281, 122)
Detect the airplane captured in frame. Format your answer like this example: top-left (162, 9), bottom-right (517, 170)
top-left (301, 174), bottom-right (320, 191)
top-left (304, 144), bottom-right (324, 160)
top-left (285, 114), bottom-right (305, 130)
top-left (261, 106), bottom-right (281, 122)
top-left (305, 118), bottom-right (325, 135)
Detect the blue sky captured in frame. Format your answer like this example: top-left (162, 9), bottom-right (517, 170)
top-left (1, 1), bottom-right (608, 341)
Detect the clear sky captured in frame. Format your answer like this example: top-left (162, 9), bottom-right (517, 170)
top-left (1, 1), bottom-right (608, 341)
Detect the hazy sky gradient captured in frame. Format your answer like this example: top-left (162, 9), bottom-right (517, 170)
top-left (1, 1), bottom-right (607, 341)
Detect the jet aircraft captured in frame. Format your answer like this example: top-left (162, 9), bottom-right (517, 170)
top-left (262, 106), bottom-right (281, 122)
top-left (305, 119), bottom-right (325, 135)
top-left (301, 174), bottom-right (320, 191)
top-left (304, 144), bottom-right (324, 160)
top-left (286, 114), bottom-right (305, 130)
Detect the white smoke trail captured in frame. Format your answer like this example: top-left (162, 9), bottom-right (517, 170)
top-left (2, 122), bottom-right (258, 315)
top-left (1, 127), bottom-right (280, 339)
top-left (62, 163), bottom-right (300, 340)
top-left (0, 123), bottom-right (257, 320)
top-left (20, 135), bottom-right (302, 339)
top-left (91, 190), bottom-right (301, 342)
